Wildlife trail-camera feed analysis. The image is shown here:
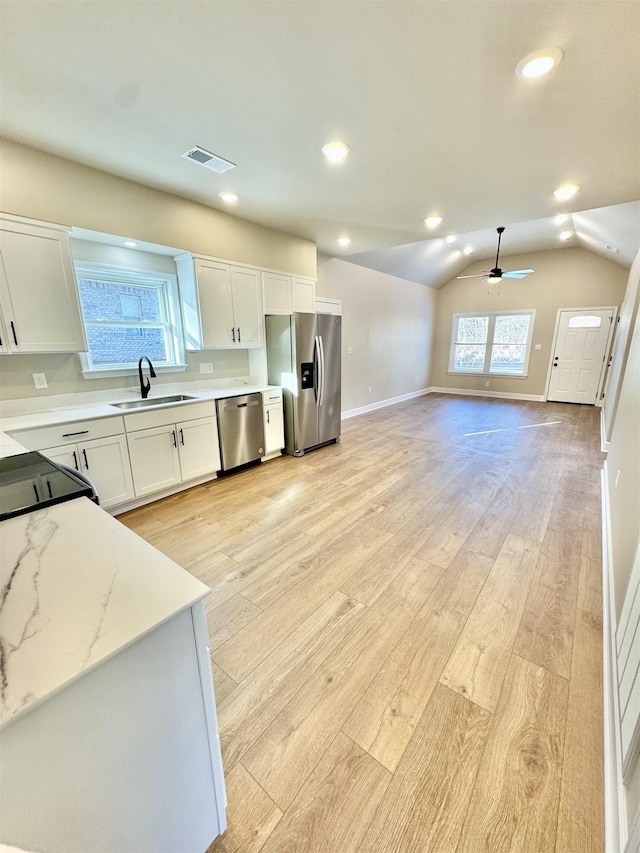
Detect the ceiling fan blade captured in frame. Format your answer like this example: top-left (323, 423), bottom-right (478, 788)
top-left (456, 274), bottom-right (486, 279)
top-left (503, 268), bottom-right (535, 279)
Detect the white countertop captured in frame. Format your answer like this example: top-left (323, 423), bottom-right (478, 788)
top-left (0, 382), bottom-right (278, 436)
top-left (0, 498), bottom-right (210, 728)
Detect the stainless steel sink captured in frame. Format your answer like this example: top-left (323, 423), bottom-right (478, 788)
top-left (111, 394), bottom-right (197, 410)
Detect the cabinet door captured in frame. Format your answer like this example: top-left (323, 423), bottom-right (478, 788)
top-left (79, 435), bottom-right (135, 509)
top-left (262, 272), bottom-right (291, 315)
top-left (127, 426), bottom-right (181, 497)
top-left (231, 267), bottom-right (263, 347)
top-left (292, 277), bottom-right (316, 314)
top-left (177, 416), bottom-right (221, 481)
top-left (40, 444), bottom-right (80, 471)
top-left (263, 404), bottom-right (285, 454)
top-left (0, 220), bottom-right (87, 353)
top-left (195, 259), bottom-right (235, 348)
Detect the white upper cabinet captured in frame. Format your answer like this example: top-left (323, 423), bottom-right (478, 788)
top-left (0, 215), bottom-right (87, 353)
top-left (263, 271), bottom-right (316, 315)
top-left (177, 254), bottom-right (263, 349)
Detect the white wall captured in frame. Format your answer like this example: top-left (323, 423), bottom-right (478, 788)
top-left (317, 258), bottom-right (437, 414)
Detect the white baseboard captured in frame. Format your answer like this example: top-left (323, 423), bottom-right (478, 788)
top-left (341, 388), bottom-right (433, 420)
top-left (601, 463), bottom-right (629, 852)
top-left (429, 387), bottom-right (546, 402)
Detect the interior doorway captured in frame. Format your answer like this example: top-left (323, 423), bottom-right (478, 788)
top-left (547, 307), bottom-right (617, 404)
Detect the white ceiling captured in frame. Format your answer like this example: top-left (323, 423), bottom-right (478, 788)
top-left (1, 1), bottom-right (638, 284)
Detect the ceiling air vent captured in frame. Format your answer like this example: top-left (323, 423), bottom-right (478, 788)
top-left (181, 146), bottom-right (236, 174)
top-left (605, 244), bottom-right (619, 253)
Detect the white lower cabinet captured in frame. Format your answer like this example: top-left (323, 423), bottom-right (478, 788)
top-left (42, 434), bottom-right (135, 509)
top-left (262, 389), bottom-right (285, 456)
top-left (127, 415), bottom-right (220, 498)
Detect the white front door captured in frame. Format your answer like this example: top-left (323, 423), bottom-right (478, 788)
top-left (547, 308), bottom-right (615, 404)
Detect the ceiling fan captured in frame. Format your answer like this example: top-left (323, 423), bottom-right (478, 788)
top-left (457, 226), bottom-right (534, 283)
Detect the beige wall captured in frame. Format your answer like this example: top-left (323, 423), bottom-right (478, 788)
top-left (0, 138), bottom-right (316, 276)
top-left (317, 258), bottom-right (437, 413)
top-left (431, 247), bottom-right (627, 398)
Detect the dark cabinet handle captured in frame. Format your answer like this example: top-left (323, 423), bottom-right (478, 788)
top-left (179, 428), bottom-right (184, 445)
top-left (266, 410), bottom-right (270, 424)
top-left (72, 451), bottom-right (78, 470)
top-left (62, 430), bottom-right (89, 438)
top-left (82, 449), bottom-right (89, 469)
top-left (231, 328), bottom-right (236, 343)
top-left (10, 321), bottom-right (18, 346)
top-left (172, 430), bottom-right (177, 448)
top-left (46, 479), bottom-right (53, 499)
top-left (33, 483), bottom-right (40, 502)
top-left (237, 327), bottom-right (241, 343)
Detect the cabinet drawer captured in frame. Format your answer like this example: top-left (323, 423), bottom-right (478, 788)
top-left (262, 388), bottom-right (282, 405)
top-left (11, 416), bottom-right (125, 451)
top-left (124, 400), bottom-right (216, 432)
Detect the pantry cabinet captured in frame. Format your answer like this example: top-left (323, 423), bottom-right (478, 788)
top-left (0, 214), bottom-right (87, 353)
top-left (176, 254), bottom-right (263, 349)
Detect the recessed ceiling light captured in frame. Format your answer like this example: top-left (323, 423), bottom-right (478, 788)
top-left (554, 184), bottom-right (579, 201)
top-left (559, 230), bottom-right (573, 241)
top-left (516, 48), bottom-right (563, 79)
top-left (424, 216), bottom-right (443, 229)
top-left (337, 236), bottom-right (351, 247)
top-left (218, 191), bottom-right (239, 203)
top-left (554, 214), bottom-right (569, 225)
top-left (322, 142), bottom-right (350, 163)
top-left (462, 246), bottom-right (474, 256)
top-left (123, 240), bottom-right (137, 248)
top-left (445, 235), bottom-right (457, 244)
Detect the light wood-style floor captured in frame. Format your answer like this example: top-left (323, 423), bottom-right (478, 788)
top-left (120, 393), bottom-right (604, 853)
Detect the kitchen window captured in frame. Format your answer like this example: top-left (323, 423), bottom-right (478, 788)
top-left (75, 263), bottom-right (185, 376)
top-left (449, 310), bottom-right (535, 377)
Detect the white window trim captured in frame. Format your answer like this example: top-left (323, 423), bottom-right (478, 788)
top-left (75, 261), bottom-right (186, 377)
top-left (448, 309), bottom-right (536, 378)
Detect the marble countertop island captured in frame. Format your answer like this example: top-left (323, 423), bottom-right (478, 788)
top-left (0, 497), bottom-right (209, 728)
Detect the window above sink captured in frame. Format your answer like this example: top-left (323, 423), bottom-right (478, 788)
top-left (75, 262), bottom-right (186, 377)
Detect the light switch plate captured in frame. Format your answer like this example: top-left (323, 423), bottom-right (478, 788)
top-left (32, 372), bottom-right (48, 389)
top-left (199, 362), bottom-right (213, 374)
top-left (534, 343), bottom-right (542, 350)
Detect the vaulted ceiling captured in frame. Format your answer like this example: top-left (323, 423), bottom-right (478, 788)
top-left (0, 1), bottom-right (638, 285)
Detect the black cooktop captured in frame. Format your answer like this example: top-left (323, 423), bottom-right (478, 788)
top-left (0, 452), bottom-right (95, 522)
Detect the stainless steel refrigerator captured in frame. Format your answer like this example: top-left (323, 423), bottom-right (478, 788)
top-left (265, 313), bottom-right (341, 456)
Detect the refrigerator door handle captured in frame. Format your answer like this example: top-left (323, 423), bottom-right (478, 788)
top-left (314, 335), bottom-right (321, 407)
top-left (318, 334), bottom-right (325, 407)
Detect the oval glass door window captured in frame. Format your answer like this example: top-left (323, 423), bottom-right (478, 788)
top-left (568, 315), bottom-right (602, 328)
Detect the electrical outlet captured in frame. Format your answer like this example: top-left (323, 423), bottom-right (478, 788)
top-left (199, 362), bottom-right (213, 374)
top-left (32, 372), bottom-right (48, 389)
top-left (346, 346), bottom-right (353, 355)
top-left (368, 386), bottom-right (372, 394)
top-left (485, 380), bottom-right (490, 387)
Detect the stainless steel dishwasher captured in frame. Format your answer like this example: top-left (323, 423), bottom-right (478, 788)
top-left (216, 393), bottom-right (265, 472)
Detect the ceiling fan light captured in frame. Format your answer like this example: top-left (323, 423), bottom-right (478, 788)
top-left (487, 276), bottom-right (502, 283)
top-left (516, 48), bottom-right (563, 79)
